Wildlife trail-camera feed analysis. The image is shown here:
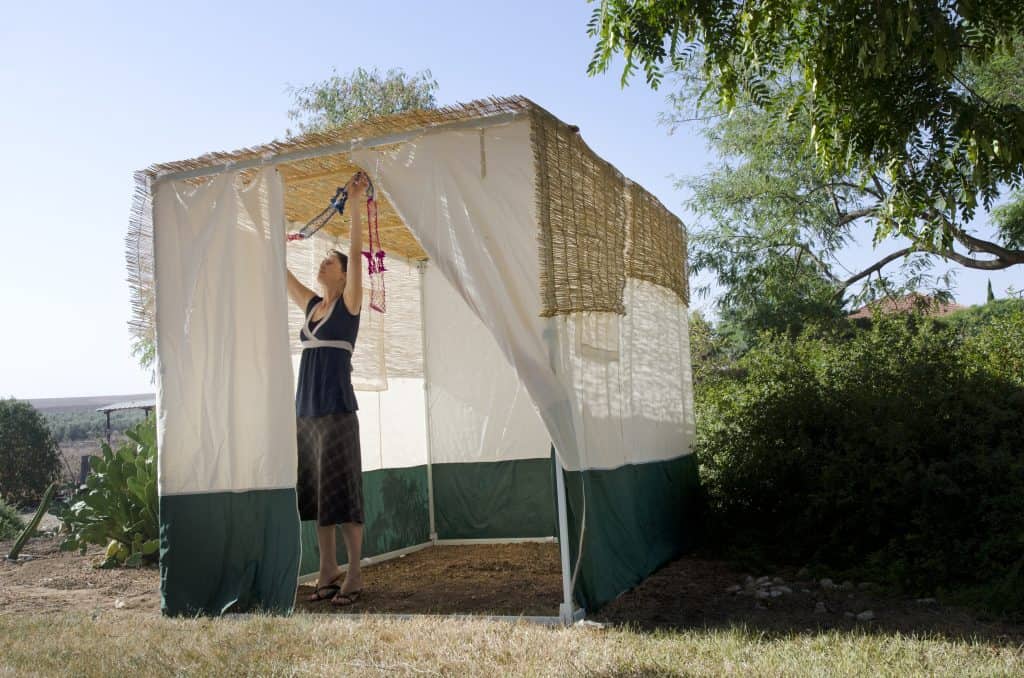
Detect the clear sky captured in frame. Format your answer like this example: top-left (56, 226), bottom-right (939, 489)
top-left (1, 1), bottom-right (1020, 399)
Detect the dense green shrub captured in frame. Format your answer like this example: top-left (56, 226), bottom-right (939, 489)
top-left (61, 418), bottom-right (158, 567)
top-left (0, 399), bottom-right (63, 505)
top-left (0, 495), bottom-right (26, 541)
top-left (695, 314), bottom-right (1024, 612)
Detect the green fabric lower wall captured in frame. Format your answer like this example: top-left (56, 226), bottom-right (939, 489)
top-left (432, 459), bottom-right (556, 539)
top-left (299, 465), bottom-right (430, 575)
top-left (562, 453), bottom-right (702, 612)
top-left (159, 488), bottom-right (300, 616)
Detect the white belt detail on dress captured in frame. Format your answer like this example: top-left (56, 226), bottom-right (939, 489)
top-left (301, 300), bottom-right (353, 352)
top-left (300, 338), bottom-right (353, 352)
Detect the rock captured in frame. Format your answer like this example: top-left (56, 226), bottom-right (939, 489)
top-left (856, 610), bottom-right (875, 621)
top-left (844, 611), bottom-right (855, 618)
top-left (840, 580), bottom-right (854, 591)
top-left (797, 567), bottom-right (810, 578)
top-left (575, 619), bottom-right (604, 629)
top-left (754, 602), bottom-right (768, 610)
top-left (772, 577), bottom-right (785, 584)
top-left (744, 575), bottom-right (754, 585)
top-left (774, 586), bottom-right (793, 595)
top-left (726, 584), bottom-right (742, 594)
top-left (801, 589), bottom-right (812, 594)
top-left (820, 578), bottom-right (835, 589)
top-left (756, 576), bottom-right (772, 585)
top-left (916, 597), bottom-right (937, 605)
top-left (770, 590), bottom-right (784, 598)
top-left (857, 582), bottom-right (875, 590)
top-left (755, 590), bottom-right (771, 600)
top-left (814, 601), bottom-right (828, 614)
top-left (114, 599), bottom-right (127, 610)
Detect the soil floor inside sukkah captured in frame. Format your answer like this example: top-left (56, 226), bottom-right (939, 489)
top-left (3, 530), bottom-right (1023, 644)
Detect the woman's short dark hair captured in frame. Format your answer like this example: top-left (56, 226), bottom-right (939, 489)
top-left (331, 249), bottom-right (348, 273)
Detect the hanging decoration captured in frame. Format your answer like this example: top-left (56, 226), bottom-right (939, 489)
top-left (287, 172), bottom-right (388, 313)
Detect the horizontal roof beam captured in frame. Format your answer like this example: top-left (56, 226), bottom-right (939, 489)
top-left (152, 110), bottom-right (525, 185)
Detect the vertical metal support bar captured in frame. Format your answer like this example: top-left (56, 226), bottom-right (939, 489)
top-left (554, 451), bottom-right (575, 624)
top-left (417, 261), bottom-right (438, 542)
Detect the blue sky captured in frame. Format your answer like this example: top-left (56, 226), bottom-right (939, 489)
top-left (1, 1), bottom-right (1020, 399)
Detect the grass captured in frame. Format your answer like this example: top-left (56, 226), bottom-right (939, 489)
top-left (1, 612), bottom-right (1021, 677)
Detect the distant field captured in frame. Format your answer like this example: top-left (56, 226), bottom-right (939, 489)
top-left (28, 394), bottom-right (154, 414)
top-left (19, 394), bottom-right (155, 443)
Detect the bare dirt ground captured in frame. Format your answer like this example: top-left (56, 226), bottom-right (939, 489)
top-left (2, 531), bottom-right (1022, 645)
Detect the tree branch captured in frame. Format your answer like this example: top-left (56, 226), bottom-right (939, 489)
top-left (923, 208), bottom-right (1024, 266)
top-left (836, 207), bottom-right (877, 228)
top-left (940, 249), bottom-right (1024, 270)
top-left (834, 247), bottom-right (915, 297)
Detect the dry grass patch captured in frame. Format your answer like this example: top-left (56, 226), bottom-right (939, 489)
top-left (1, 611), bottom-right (1022, 677)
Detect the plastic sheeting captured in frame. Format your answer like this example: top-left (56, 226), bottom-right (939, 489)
top-left (153, 168), bottom-right (297, 495)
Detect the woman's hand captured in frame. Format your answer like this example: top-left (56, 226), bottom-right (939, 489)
top-left (346, 171), bottom-right (370, 201)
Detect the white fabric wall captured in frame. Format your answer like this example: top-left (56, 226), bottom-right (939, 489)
top-left (423, 264), bottom-right (550, 464)
top-left (355, 377), bottom-right (429, 471)
top-left (352, 121), bottom-right (584, 469)
top-left (153, 168), bottom-right (297, 495)
top-left (352, 120), bottom-right (695, 472)
top-left (555, 280), bottom-right (696, 470)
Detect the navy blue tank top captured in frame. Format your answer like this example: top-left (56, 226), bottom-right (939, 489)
top-left (295, 296), bottom-right (360, 417)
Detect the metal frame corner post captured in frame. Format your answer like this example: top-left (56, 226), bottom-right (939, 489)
top-left (554, 448), bottom-right (577, 624)
top-left (417, 260), bottom-right (439, 542)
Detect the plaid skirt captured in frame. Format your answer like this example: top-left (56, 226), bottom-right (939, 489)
top-left (296, 411), bottom-right (364, 526)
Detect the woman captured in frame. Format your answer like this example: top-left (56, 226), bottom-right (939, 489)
top-left (285, 171), bottom-right (369, 606)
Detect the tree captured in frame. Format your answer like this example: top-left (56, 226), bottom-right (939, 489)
top-left (129, 66), bottom-right (440, 376)
top-left (587, 2), bottom-right (1024, 270)
top-left (0, 399), bottom-right (62, 505)
top-left (286, 67), bottom-right (438, 136)
top-left (675, 74), bottom-right (957, 337)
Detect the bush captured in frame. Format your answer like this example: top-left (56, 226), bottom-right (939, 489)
top-left (60, 418), bottom-right (158, 567)
top-left (695, 315), bottom-right (1024, 613)
top-left (0, 495), bottom-right (26, 541)
top-left (0, 399), bottom-right (63, 505)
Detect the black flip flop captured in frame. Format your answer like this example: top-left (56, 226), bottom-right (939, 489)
top-left (331, 589), bottom-right (362, 607)
top-left (308, 573), bottom-right (343, 603)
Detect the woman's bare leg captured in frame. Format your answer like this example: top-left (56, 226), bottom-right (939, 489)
top-left (339, 522), bottom-right (363, 592)
top-left (316, 524), bottom-right (339, 580)
top-left (310, 524), bottom-right (343, 600)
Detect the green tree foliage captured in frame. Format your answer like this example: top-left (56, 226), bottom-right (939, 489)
top-left (674, 73), bottom-right (957, 338)
top-left (0, 495), bottom-right (26, 541)
top-left (0, 399), bottom-right (62, 505)
top-left (588, 1), bottom-right (1024, 269)
top-left (941, 299), bottom-right (1024, 386)
top-left (61, 418), bottom-right (159, 568)
top-left (286, 67), bottom-right (438, 135)
top-left (43, 409), bottom-right (148, 443)
top-left (695, 310), bottom-right (1024, 612)
top-left (130, 336), bottom-right (156, 378)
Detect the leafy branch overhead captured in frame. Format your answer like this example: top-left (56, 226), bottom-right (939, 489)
top-left (286, 67), bottom-right (439, 135)
top-left (588, 1), bottom-right (1024, 270)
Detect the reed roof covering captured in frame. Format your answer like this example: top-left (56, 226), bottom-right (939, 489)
top-left (127, 95), bottom-right (687, 346)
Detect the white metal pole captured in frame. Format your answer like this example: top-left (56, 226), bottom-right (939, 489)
top-left (417, 261), bottom-right (438, 542)
top-left (554, 450), bottom-right (575, 624)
